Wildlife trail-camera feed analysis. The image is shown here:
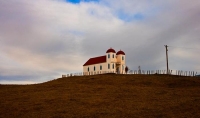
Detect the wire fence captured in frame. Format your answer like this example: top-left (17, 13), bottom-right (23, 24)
top-left (62, 70), bottom-right (199, 78)
top-left (1, 70), bottom-right (199, 85)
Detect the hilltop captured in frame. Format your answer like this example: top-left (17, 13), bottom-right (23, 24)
top-left (0, 74), bottom-right (200, 118)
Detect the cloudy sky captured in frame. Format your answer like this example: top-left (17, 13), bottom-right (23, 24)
top-left (0, 0), bottom-right (200, 84)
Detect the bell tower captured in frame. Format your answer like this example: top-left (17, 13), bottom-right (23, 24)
top-left (116, 50), bottom-right (125, 74)
top-left (106, 48), bottom-right (116, 72)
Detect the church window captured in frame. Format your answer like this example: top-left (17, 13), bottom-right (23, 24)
top-left (94, 66), bottom-right (95, 71)
top-left (113, 64), bottom-right (114, 69)
top-left (108, 64), bottom-right (110, 69)
top-left (88, 67), bottom-right (89, 72)
top-left (122, 56), bottom-right (124, 60)
top-left (108, 54), bottom-right (110, 58)
top-left (100, 65), bottom-right (102, 70)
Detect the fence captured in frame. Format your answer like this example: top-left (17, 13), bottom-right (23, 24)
top-left (1, 70), bottom-right (198, 85)
top-left (62, 70), bottom-right (199, 78)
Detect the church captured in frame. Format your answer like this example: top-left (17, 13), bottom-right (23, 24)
top-left (83, 48), bottom-right (126, 75)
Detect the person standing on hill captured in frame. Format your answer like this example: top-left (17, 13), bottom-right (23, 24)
top-left (125, 66), bottom-right (129, 74)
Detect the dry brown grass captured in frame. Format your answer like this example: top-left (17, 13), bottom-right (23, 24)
top-left (0, 74), bottom-right (200, 118)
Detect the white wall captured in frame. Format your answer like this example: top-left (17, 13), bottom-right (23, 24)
top-left (83, 62), bottom-right (116, 75)
top-left (106, 53), bottom-right (116, 63)
top-left (116, 54), bottom-right (126, 74)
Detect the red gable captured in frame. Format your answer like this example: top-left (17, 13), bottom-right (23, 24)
top-left (83, 55), bottom-right (106, 66)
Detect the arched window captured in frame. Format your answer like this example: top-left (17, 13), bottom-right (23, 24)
top-left (100, 65), bottom-right (102, 70)
top-left (112, 54), bottom-right (114, 58)
top-left (113, 64), bottom-right (114, 69)
top-left (108, 64), bottom-right (110, 69)
top-left (94, 66), bottom-right (95, 71)
top-left (122, 56), bottom-right (124, 60)
top-left (88, 67), bottom-right (89, 72)
top-left (108, 54), bottom-right (110, 58)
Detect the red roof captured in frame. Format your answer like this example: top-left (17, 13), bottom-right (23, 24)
top-left (116, 50), bottom-right (125, 55)
top-left (83, 55), bottom-right (106, 66)
top-left (106, 48), bottom-right (116, 53)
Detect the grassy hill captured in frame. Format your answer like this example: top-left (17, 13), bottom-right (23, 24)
top-left (0, 74), bottom-right (200, 118)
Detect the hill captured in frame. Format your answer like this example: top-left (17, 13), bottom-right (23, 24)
top-left (0, 74), bottom-right (200, 118)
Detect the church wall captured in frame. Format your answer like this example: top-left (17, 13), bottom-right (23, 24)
top-left (83, 62), bottom-right (116, 75)
top-left (116, 55), bottom-right (126, 74)
top-left (106, 53), bottom-right (116, 63)
top-left (116, 55), bottom-right (125, 64)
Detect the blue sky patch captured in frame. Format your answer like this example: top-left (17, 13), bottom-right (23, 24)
top-left (117, 10), bottom-right (144, 22)
top-left (133, 13), bottom-right (144, 20)
top-left (66, 0), bottom-right (99, 4)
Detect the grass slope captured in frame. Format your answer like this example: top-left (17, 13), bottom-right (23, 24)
top-left (0, 74), bottom-right (200, 118)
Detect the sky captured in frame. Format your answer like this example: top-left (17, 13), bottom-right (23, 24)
top-left (0, 0), bottom-right (200, 84)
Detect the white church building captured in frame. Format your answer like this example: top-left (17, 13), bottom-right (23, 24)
top-left (83, 48), bottom-right (126, 75)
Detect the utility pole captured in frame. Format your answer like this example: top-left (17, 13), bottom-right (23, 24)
top-left (164, 45), bottom-right (169, 74)
top-left (138, 66), bottom-right (141, 74)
